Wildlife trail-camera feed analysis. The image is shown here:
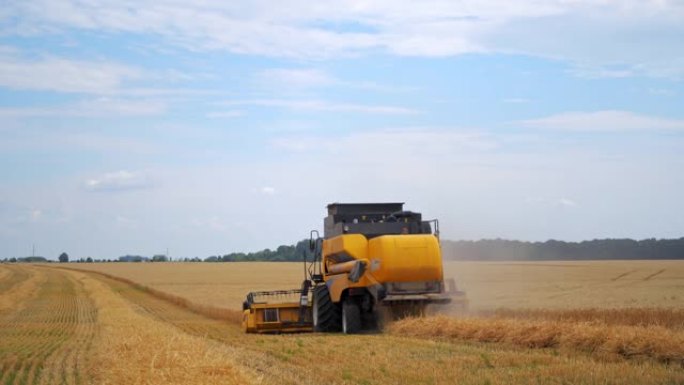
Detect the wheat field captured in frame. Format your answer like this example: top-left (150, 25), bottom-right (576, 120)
top-left (1, 261), bottom-right (683, 384)
top-left (64, 260), bottom-right (684, 310)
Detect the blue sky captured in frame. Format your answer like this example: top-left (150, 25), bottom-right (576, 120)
top-left (1, 1), bottom-right (683, 259)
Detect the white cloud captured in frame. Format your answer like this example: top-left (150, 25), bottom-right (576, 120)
top-left (248, 186), bottom-right (276, 196)
top-left (205, 110), bottom-right (244, 119)
top-left (190, 216), bottom-right (229, 232)
top-left (3, 1), bottom-right (682, 77)
top-left (0, 130), bottom-right (159, 156)
top-left (0, 200), bottom-right (71, 230)
top-left (0, 49), bottom-right (208, 97)
top-left (526, 196), bottom-right (579, 208)
top-left (77, 97), bottom-right (167, 115)
top-left (253, 68), bottom-right (415, 94)
top-left (256, 68), bottom-right (337, 88)
top-left (0, 98), bottom-right (166, 118)
top-left (0, 51), bottom-right (141, 94)
top-left (503, 98), bottom-right (531, 104)
top-left (63, 133), bottom-right (159, 154)
top-left (114, 215), bottom-right (139, 230)
top-left (85, 170), bottom-right (154, 192)
top-left (272, 128), bottom-right (499, 157)
top-left (260, 187), bottom-right (276, 195)
top-left (520, 110), bottom-right (684, 132)
top-left (558, 198), bottom-right (578, 207)
top-left (569, 66), bottom-right (635, 79)
top-left (30, 209), bottom-right (42, 220)
top-left (648, 88), bottom-right (676, 96)
top-left (222, 99), bottom-right (419, 115)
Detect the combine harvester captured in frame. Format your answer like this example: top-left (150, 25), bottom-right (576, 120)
top-left (242, 202), bottom-right (467, 334)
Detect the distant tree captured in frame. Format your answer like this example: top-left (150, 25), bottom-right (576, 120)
top-left (59, 252), bottom-right (69, 263)
top-left (118, 255), bottom-right (149, 262)
top-left (21, 256), bottom-right (47, 263)
top-left (86, 257), bottom-right (93, 263)
top-left (439, 237), bottom-right (684, 261)
top-left (152, 254), bottom-right (168, 262)
top-left (9, 257), bottom-right (17, 263)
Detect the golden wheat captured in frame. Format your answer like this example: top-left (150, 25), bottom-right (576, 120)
top-left (444, 260), bottom-right (684, 310)
top-left (69, 269), bottom-right (255, 385)
top-left (3, 262), bottom-right (682, 385)
top-left (65, 262), bottom-right (304, 310)
top-left (76, 265), bottom-right (684, 385)
top-left (481, 307), bottom-right (684, 330)
top-left (0, 265), bottom-right (10, 282)
top-left (66, 260), bottom-right (684, 312)
top-left (0, 266), bottom-right (46, 313)
top-left (58, 266), bottom-right (243, 324)
top-left (389, 314), bottom-right (684, 365)
top-left (0, 268), bottom-right (97, 385)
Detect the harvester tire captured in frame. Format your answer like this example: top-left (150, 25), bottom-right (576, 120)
top-left (313, 285), bottom-right (341, 332)
top-left (342, 299), bottom-right (361, 334)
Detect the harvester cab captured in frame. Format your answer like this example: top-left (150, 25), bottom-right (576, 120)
top-left (241, 202), bottom-right (467, 334)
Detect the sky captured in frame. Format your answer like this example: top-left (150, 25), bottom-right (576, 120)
top-left (1, 0), bottom-right (683, 259)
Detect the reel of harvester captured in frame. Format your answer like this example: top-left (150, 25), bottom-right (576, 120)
top-left (241, 281), bottom-right (313, 333)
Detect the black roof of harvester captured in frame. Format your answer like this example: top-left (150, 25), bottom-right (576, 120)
top-left (324, 202), bottom-right (432, 239)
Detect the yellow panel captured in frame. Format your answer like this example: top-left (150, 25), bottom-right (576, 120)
top-left (323, 234), bottom-right (368, 264)
top-left (242, 309), bottom-right (256, 333)
top-left (276, 307), bottom-right (303, 323)
top-left (326, 270), bottom-right (376, 302)
top-left (368, 234), bottom-right (443, 283)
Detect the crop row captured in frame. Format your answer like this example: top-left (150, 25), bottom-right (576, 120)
top-left (0, 268), bottom-right (97, 385)
top-left (389, 313), bottom-right (684, 365)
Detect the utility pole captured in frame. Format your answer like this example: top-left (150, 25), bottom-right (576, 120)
top-left (32, 244), bottom-right (35, 258)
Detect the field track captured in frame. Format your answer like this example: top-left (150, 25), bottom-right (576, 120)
top-left (0, 267), bottom-right (97, 385)
top-left (1, 264), bottom-right (683, 385)
top-left (0, 266), bottom-right (29, 292)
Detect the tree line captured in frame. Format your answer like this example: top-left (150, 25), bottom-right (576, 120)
top-left (214, 237), bottom-right (684, 262)
top-left (440, 238), bottom-right (684, 261)
top-left (4, 237), bottom-right (683, 263)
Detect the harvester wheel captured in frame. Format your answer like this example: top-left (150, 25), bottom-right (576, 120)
top-left (342, 299), bottom-right (361, 334)
top-left (313, 285), bottom-right (341, 332)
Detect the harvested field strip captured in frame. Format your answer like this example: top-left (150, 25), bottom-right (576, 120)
top-left (0, 267), bottom-right (45, 314)
top-left (66, 269), bottom-right (253, 385)
top-left (389, 315), bottom-right (684, 365)
top-left (0, 267), bottom-right (10, 285)
top-left (81, 269), bottom-right (684, 385)
top-left (83, 272), bottom-right (305, 384)
top-left (0, 268), bottom-right (97, 385)
top-left (0, 266), bottom-right (30, 293)
top-left (55, 266), bottom-right (242, 324)
top-left (481, 308), bottom-right (684, 330)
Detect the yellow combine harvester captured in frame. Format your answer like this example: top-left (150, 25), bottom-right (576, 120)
top-left (242, 202), bottom-right (467, 334)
